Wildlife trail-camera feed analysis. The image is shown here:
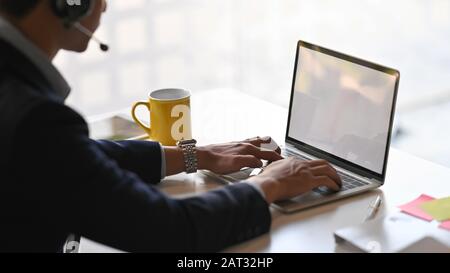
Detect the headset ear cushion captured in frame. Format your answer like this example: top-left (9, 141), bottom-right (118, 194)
top-left (51, 0), bottom-right (93, 25)
top-left (51, 0), bottom-right (69, 18)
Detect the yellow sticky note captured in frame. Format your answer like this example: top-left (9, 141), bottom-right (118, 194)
top-left (420, 197), bottom-right (450, 221)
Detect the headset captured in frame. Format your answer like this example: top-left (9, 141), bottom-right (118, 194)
top-left (50, 0), bottom-right (109, 51)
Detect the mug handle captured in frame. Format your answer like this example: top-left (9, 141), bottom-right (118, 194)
top-left (131, 101), bottom-right (152, 137)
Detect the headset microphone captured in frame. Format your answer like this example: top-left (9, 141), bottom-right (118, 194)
top-left (73, 22), bottom-right (109, 52)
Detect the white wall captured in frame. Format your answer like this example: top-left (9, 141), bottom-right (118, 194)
top-left (54, 0), bottom-right (450, 166)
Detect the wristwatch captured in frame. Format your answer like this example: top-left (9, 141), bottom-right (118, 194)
top-left (176, 139), bottom-right (198, 174)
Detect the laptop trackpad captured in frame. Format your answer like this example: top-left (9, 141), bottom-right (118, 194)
top-left (274, 191), bottom-right (325, 208)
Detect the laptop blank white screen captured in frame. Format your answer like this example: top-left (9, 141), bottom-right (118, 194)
top-left (288, 46), bottom-right (397, 174)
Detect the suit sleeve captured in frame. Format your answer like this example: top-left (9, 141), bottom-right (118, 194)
top-left (94, 139), bottom-right (163, 184)
top-left (14, 102), bottom-right (271, 252)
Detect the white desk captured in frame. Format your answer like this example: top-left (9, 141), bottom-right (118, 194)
top-left (80, 88), bottom-right (450, 253)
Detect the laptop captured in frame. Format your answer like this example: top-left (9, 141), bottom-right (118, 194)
top-left (203, 40), bottom-right (400, 213)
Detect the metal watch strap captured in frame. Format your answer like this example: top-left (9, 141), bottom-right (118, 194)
top-left (177, 139), bottom-right (198, 174)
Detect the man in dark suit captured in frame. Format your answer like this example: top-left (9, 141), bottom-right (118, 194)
top-left (0, 0), bottom-right (341, 252)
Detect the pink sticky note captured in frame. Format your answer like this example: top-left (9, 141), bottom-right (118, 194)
top-left (439, 220), bottom-right (450, 232)
top-left (398, 194), bottom-right (435, 221)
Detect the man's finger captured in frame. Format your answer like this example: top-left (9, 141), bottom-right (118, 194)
top-left (245, 144), bottom-right (283, 161)
top-left (243, 136), bottom-right (265, 145)
top-left (245, 136), bottom-right (282, 155)
top-left (258, 150), bottom-right (284, 161)
top-left (313, 176), bottom-right (341, 192)
top-left (310, 165), bottom-right (342, 186)
top-left (308, 159), bottom-right (329, 167)
top-left (243, 136), bottom-right (274, 147)
top-left (233, 155), bottom-right (263, 169)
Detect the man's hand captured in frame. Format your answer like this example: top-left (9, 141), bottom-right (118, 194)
top-left (248, 158), bottom-right (342, 204)
top-left (197, 136), bottom-right (283, 174)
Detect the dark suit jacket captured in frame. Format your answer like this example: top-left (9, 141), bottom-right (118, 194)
top-left (0, 38), bottom-right (270, 252)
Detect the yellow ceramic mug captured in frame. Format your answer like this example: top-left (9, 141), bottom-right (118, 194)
top-left (131, 88), bottom-right (192, 146)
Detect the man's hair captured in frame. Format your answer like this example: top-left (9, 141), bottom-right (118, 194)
top-left (0, 0), bottom-right (41, 18)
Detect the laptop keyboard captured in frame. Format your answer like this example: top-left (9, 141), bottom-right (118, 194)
top-left (282, 149), bottom-right (369, 194)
